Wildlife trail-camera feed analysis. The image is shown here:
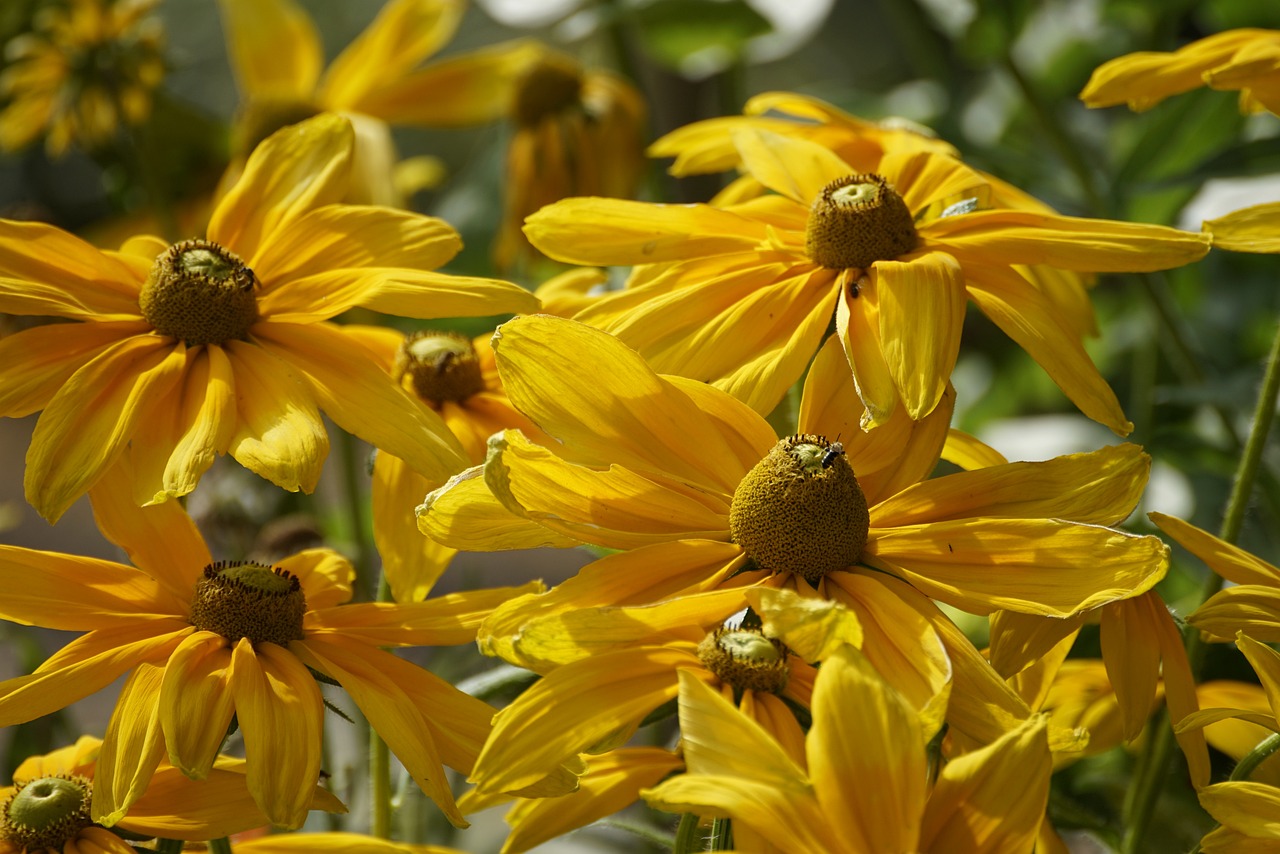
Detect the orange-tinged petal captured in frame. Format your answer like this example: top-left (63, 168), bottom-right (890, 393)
top-left (253, 322), bottom-right (468, 485)
top-left (874, 251), bottom-right (965, 420)
top-left (233, 832), bottom-right (462, 852)
top-left (92, 662), bottom-right (166, 827)
top-left (872, 444), bottom-right (1148, 528)
top-left (524, 198), bottom-right (770, 265)
top-left (1204, 201), bottom-right (1280, 253)
top-left (1151, 511), bottom-right (1280, 586)
top-left (71, 825), bottom-right (138, 853)
top-left (218, 0), bottom-right (321, 102)
top-left (26, 336), bottom-right (186, 522)
top-left (317, 0), bottom-right (462, 111)
top-left (0, 321), bottom-right (148, 417)
top-left (384, 663), bottom-right (496, 775)
top-left (1191, 586), bottom-right (1280, 642)
top-left (224, 339), bottom-right (328, 493)
top-left (350, 271), bottom-right (539, 321)
top-left (644, 775), bottom-right (834, 853)
top-left (276, 548), bottom-right (355, 610)
top-left (160, 632), bottom-right (235, 779)
top-left (732, 128), bottom-right (852, 204)
top-left (293, 637), bottom-right (466, 827)
top-left (0, 220), bottom-right (143, 318)
top-left (373, 452), bottom-right (454, 603)
top-left (417, 464), bottom-right (582, 552)
top-left (228, 639), bottom-right (324, 829)
top-left (964, 261), bottom-right (1131, 434)
top-left (0, 547), bottom-right (173, 629)
top-left (869, 518), bottom-right (1167, 616)
top-left (837, 272), bottom-right (898, 428)
top-left (208, 114), bottom-right (352, 264)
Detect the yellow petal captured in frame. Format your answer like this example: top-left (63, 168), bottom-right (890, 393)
top-left (416, 464), bottom-right (581, 552)
top-left (0, 547), bottom-right (173, 629)
top-left (316, 0), bottom-right (462, 111)
top-left (92, 663), bottom-right (166, 827)
top-left (1203, 201), bottom-right (1280, 252)
top-left (228, 639), bottom-right (324, 829)
top-left (884, 148), bottom-right (991, 219)
top-left (373, 452), bottom-right (455, 603)
top-left (731, 128), bottom-right (853, 204)
top-left (277, 548), bottom-right (355, 610)
top-left (836, 272), bottom-right (898, 428)
top-left (217, 0), bottom-right (322, 102)
top-left (745, 586), bottom-right (864, 662)
top-left (1100, 595), bottom-right (1163, 740)
top-left (1151, 511), bottom-right (1280, 586)
top-left (1199, 780), bottom-right (1280, 839)
top-left (0, 220), bottom-right (143, 318)
top-left (0, 321), bottom-right (148, 417)
top-left (942, 429), bottom-right (1008, 470)
top-left (1192, 586), bottom-right (1280, 643)
top-left (988, 610), bottom-right (1083, 680)
top-left (1238, 634), bottom-right (1280, 725)
top-left (160, 632), bottom-right (235, 779)
top-left (207, 114), bottom-right (352, 264)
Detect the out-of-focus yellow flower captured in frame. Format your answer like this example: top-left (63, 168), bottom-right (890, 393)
top-left (496, 47), bottom-right (646, 271)
top-left (218, 0), bottom-right (540, 205)
top-left (1197, 782), bottom-right (1280, 852)
top-left (1081, 29), bottom-right (1280, 114)
top-left (0, 736), bottom-right (343, 854)
top-left (0, 0), bottom-right (165, 155)
top-left (0, 114), bottom-right (537, 522)
top-left (0, 445), bottom-right (537, 829)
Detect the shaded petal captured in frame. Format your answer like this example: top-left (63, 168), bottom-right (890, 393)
top-left (874, 251), bottom-right (965, 420)
top-left (349, 270), bottom-right (539, 321)
top-left (869, 518), bottom-right (1167, 616)
top-left (987, 610), bottom-right (1082, 681)
top-left (0, 220), bottom-right (143, 318)
top-left (26, 337), bottom-right (186, 522)
top-left (0, 547), bottom-right (174, 629)
top-left (1199, 781), bottom-right (1280, 840)
top-left (228, 639), bottom-right (324, 829)
top-left (1191, 586), bottom-right (1280, 642)
top-left (387, 663), bottom-right (497, 774)
top-left (160, 632), bottom-right (235, 779)
top-left (208, 114), bottom-right (352, 264)
top-left (417, 464), bottom-right (582, 551)
top-left (746, 586), bottom-right (864, 662)
top-left (253, 322), bottom-right (468, 485)
top-left (92, 662), bottom-right (166, 826)
top-left (836, 271), bottom-right (898, 427)
top-left (943, 429), bottom-right (1009, 470)
top-left (883, 148), bottom-right (991, 219)
top-left (1101, 595), bottom-right (1163, 740)
top-left (0, 321), bottom-right (148, 417)
top-left (374, 452), bottom-right (454, 603)
top-left (663, 375), bottom-right (779, 475)
top-left (1238, 634), bottom-right (1280, 726)
top-left (732, 128), bottom-right (852, 204)
top-left (1151, 511), bottom-right (1280, 586)
top-left (217, 0), bottom-right (321, 102)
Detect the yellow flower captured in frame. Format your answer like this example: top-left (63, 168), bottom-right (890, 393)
top-left (643, 653), bottom-right (1052, 854)
top-left (0, 0), bottom-right (164, 155)
top-left (525, 131), bottom-right (1210, 425)
top-left (218, 0), bottom-right (540, 205)
top-left (420, 315), bottom-right (1168, 747)
top-left (496, 47), bottom-right (646, 271)
top-left (0, 113), bottom-right (537, 522)
top-left (0, 459), bottom-right (536, 830)
top-left (1081, 29), bottom-right (1280, 114)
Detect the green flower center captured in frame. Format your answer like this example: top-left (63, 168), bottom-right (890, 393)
top-left (188, 561), bottom-right (306, 647)
top-left (1, 775), bottom-right (93, 852)
top-left (804, 173), bottom-right (918, 270)
top-left (139, 239), bottom-right (259, 346)
top-left (729, 434), bottom-right (870, 584)
top-left (696, 627), bottom-right (789, 695)
top-left (393, 331), bottom-right (486, 405)
top-left (513, 56), bottom-right (583, 126)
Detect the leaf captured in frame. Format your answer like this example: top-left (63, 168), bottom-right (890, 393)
top-left (632, 0), bottom-right (772, 77)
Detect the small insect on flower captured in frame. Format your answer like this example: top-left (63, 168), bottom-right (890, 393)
top-left (821, 442), bottom-right (845, 469)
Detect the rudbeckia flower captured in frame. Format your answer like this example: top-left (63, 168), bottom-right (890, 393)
top-left (0, 736), bottom-right (341, 854)
top-left (0, 0), bottom-right (165, 155)
top-left (218, 0), bottom-right (540, 205)
top-left (0, 458), bottom-right (537, 830)
top-left (496, 46), bottom-right (646, 271)
top-left (525, 131), bottom-right (1210, 425)
top-left (643, 652), bottom-right (1052, 854)
top-left (0, 113), bottom-right (538, 522)
top-left (420, 315), bottom-right (1168, 745)
top-left (1081, 29), bottom-right (1280, 114)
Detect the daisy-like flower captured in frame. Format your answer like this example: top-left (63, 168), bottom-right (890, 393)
top-left (525, 131), bottom-right (1211, 425)
top-left (0, 113), bottom-right (537, 522)
top-left (0, 458), bottom-right (537, 830)
top-left (496, 47), bottom-right (646, 271)
top-left (1081, 29), bottom-right (1280, 114)
top-left (0, 736), bottom-right (342, 854)
top-left (0, 0), bottom-right (165, 155)
top-left (420, 315), bottom-right (1168, 746)
top-left (643, 651), bottom-right (1052, 854)
top-left (218, 0), bottom-right (539, 205)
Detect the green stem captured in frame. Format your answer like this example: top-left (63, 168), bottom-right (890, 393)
top-left (154, 840), bottom-right (185, 854)
top-left (1123, 317), bottom-right (1280, 852)
top-left (710, 817), bottom-right (732, 850)
top-left (673, 813), bottom-right (701, 854)
top-left (1231, 732), bottom-right (1280, 782)
top-left (207, 838), bottom-right (233, 854)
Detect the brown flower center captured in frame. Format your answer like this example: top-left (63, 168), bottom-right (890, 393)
top-left (696, 626), bottom-right (790, 695)
top-left (512, 55), bottom-right (583, 126)
top-left (1, 775), bottom-right (93, 852)
top-left (188, 561), bottom-right (306, 647)
top-left (393, 331), bottom-right (485, 405)
top-left (139, 239), bottom-right (259, 345)
top-left (729, 435), bottom-right (870, 584)
top-left (804, 174), bottom-right (918, 270)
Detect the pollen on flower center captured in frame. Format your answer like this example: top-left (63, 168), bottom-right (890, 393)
top-left (393, 331), bottom-right (485, 405)
top-left (139, 239), bottom-right (259, 346)
top-left (729, 434), bottom-right (870, 584)
top-left (696, 626), bottom-right (789, 695)
top-left (188, 561), bottom-right (306, 647)
top-left (804, 173), bottom-right (918, 270)
top-left (1, 774), bottom-right (93, 853)
top-left (512, 56), bottom-right (583, 127)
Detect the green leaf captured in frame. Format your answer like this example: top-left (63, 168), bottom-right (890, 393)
top-left (632, 0), bottom-right (772, 76)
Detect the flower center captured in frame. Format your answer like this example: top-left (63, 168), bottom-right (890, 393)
top-left (804, 174), bottom-right (918, 270)
top-left (729, 435), bottom-right (870, 584)
top-left (188, 561), bottom-right (306, 647)
top-left (512, 55), bottom-right (583, 126)
top-left (1, 775), bottom-right (93, 852)
top-left (393, 331), bottom-right (486, 405)
top-left (139, 239), bottom-right (259, 346)
top-left (696, 626), bottom-right (790, 695)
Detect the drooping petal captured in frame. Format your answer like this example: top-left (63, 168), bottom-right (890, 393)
top-left (942, 429), bottom-right (1009, 470)
top-left (160, 632), bottom-right (235, 780)
top-left (417, 464), bottom-right (582, 552)
top-left (252, 322), bottom-right (468, 486)
top-left (1199, 780), bottom-right (1280, 842)
top-left (731, 128), bottom-right (852, 204)
top-left (746, 586), bottom-right (864, 662)
top-left (836, 272), bottom-right (898, 428)
top-left (0, 547), bottom-right (174, 630)
top-left (0, 220), bottom-right (144, 318)
top-left (1100, 595), bottom-right (1163, 740)
top-left (228, 639), bottom-right (324, 830)
top-left (1150, 511), bottom-right (1280, 586)
top-left (92, 662), bottom-right (166, 827)
top-left (0, 321), bottom-right (149, 417)
top-left (217, 0), bottom-right (322, 102)
top-left (663, 375), bottom-right (779, 475)
top-left (1237, 635), bottom-right (1280, 725)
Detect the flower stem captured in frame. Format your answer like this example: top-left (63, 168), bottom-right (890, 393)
top-left (1231, 732), bottom-right (1280, 782)
top-left (154, 840), bottom-right (185, 854)
top-left (207, 838), bottom-right (233, 854)
top-left (1123, 316), bottom-right (1280, 852)
top-left (673, 813), bottom-right (701, 854)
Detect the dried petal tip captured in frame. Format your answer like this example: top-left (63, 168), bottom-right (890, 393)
top-left (805, 173), bottom-right (917, 270)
